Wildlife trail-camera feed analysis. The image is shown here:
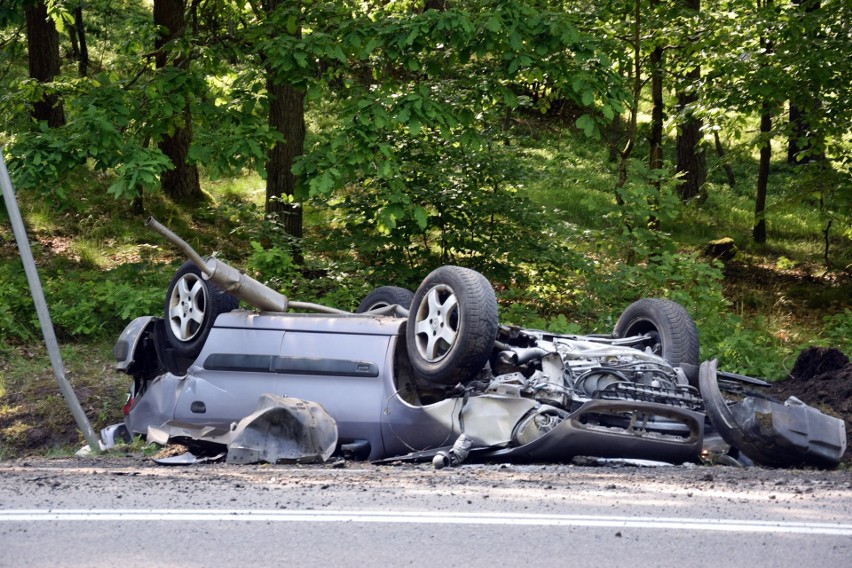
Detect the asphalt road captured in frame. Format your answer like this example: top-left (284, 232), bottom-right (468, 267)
top-left (1, 455), bottom-right (851, 567)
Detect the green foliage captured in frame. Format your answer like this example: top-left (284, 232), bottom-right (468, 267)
top-left (609, 160), bottom-right (684, 258)
top-left (0, 261), bottom-right (164, 342)
top-left (0, 0), bottom-right (849, 380)
top-left (499, 297), bottom-right (585, 335)
top-left (0, 263), bottom-right (34, 341)
top-left (44, 270), bottom-right (162, 337)
top-left (245, 241), bottom-right (298, 291)
top-left (112, 435), bottom-right (161, 456)
top-left (108, 149), bottom-right (174, 199)
top-left (820, 309), bottom-right (852, 355)
top-left (700, 315), bottom-right (789, 380)
top-left (309, 132), bottom-right (554, 287)
top-left (6, 72), bottom-right (173, 201)
top-left (5, 123), bottom-right (81, 201)
top-left (586, 163), bottom-right (730, 328)
top-left (294, 0), bottom-right (624, 230)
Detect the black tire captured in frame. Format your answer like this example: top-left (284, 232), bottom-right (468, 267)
top-left (163, 261), bottom-right (239, 359)
top-left (406, 266), bottom-right (498, 385)
top-left (613, 298), bottom-right (699, 370)
top-left (356, 286), bottom-right (415, 313)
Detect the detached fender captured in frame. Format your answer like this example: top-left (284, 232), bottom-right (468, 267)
top-left (699, 359), bottom-right (847, 468)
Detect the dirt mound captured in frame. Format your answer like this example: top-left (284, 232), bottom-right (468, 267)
top-left (789, 347), bottom-right (850, 382)
top-left (773, 347), bottom-right (852, 411)
top-left (765, 347), bottom-right (852, 465)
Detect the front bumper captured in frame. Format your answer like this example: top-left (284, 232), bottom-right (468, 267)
top-left (482, 399), bottom-right (705, 464)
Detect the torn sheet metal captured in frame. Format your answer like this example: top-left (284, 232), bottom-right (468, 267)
top-left (226, 394), bottom-right (338, 465)
top-left (145, 394), bottom-right (338, 465)
top-left (147, 422), bottom-right (233, 446)
top-left (699, 359), bottom-right (847, 468)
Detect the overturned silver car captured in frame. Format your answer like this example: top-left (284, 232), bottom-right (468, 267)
top-left (110, 218), bottom-right (847, 468)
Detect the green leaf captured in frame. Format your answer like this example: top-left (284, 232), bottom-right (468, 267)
top-left (575, 114), bottom-right (598, 138)
top-left (408, 119), bottom-right (422, 136)
top-left (363, 38), bottom-right (381, 56)
top-left (404, 28), bottom-right (419, 46)
top-left (286, 16), bottom-right (298, 35)
top-left (413, 206), bottom-right (429, 229)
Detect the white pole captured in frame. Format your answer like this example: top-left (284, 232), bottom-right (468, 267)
top-left (0, 150), bottom-right (101, 453)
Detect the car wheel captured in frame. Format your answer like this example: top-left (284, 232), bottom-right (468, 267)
top-left (163, 261), bottom-right (239, 358)
top-left (613, 298), bottom-right (699, 370)
top-left (406, 266), bottom-right (498, 385)
top-left (356, 286), bottom-right (415, 313)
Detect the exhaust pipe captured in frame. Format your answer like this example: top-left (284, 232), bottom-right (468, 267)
top-left (497, 346), bottom-right (550, 366)
top-left (146, 217), bottom-right (346, 314)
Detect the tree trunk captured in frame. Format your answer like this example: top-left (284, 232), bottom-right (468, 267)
top-left (25, 2), bottom-right (65, 127)
top-left (608, 112), bottom-right (622, 162)
top-left (263, 0), bottom-right (306, 240)
top-left (647, 0), bottom-right (663, 230)
top-left (714, 131), bottom-right (736, 187)
top-left (753, 2), bottom-right (773, 244)
top-left (787, 102), bottom-right (803, 164)
top-left (265, 80), bottom-right (306, 239)
top-left (648, 21), bottom-right (663, 177)
top-left (754, 102), bottom-right (771, 244)
top-left (423, 0), bottom-right (448, 10)
top-left (787, 0), bottom-right (822, 164)
top-left (675, 0), bottom-right (705, 201)
top-left (74, 7), bottom-right (89, 78)
top-left (154, 0), bottom-right (202, 201)
top-left (615, 0), bottom-right (642, 208)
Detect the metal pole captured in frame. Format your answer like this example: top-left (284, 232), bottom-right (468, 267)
top-left (0, 150), bottom-right (101, 453)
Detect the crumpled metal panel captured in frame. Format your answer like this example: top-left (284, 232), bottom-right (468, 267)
top-left (126, 373), bottom-right (184, 436)
top-left (381, 393), bottom-right (538, 457)
top-left (226, 394), bottom-right (338, 464)
top-left (141, 395), bottom-right (338, 465)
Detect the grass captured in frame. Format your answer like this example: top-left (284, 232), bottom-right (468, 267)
top-left (0, 340), bottom-right (126, 458)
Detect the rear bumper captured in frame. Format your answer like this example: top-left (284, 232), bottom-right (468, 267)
top-left (699, 359), bottom-right (847, 468)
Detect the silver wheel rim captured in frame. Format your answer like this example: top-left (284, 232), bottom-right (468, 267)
top-left (168, 273), bottom-right (208, 342)
top-left (413, 284), bottom-right (459, 362)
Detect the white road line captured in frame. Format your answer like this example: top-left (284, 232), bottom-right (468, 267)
top-left (2, 510), bottom-right (852, 535)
